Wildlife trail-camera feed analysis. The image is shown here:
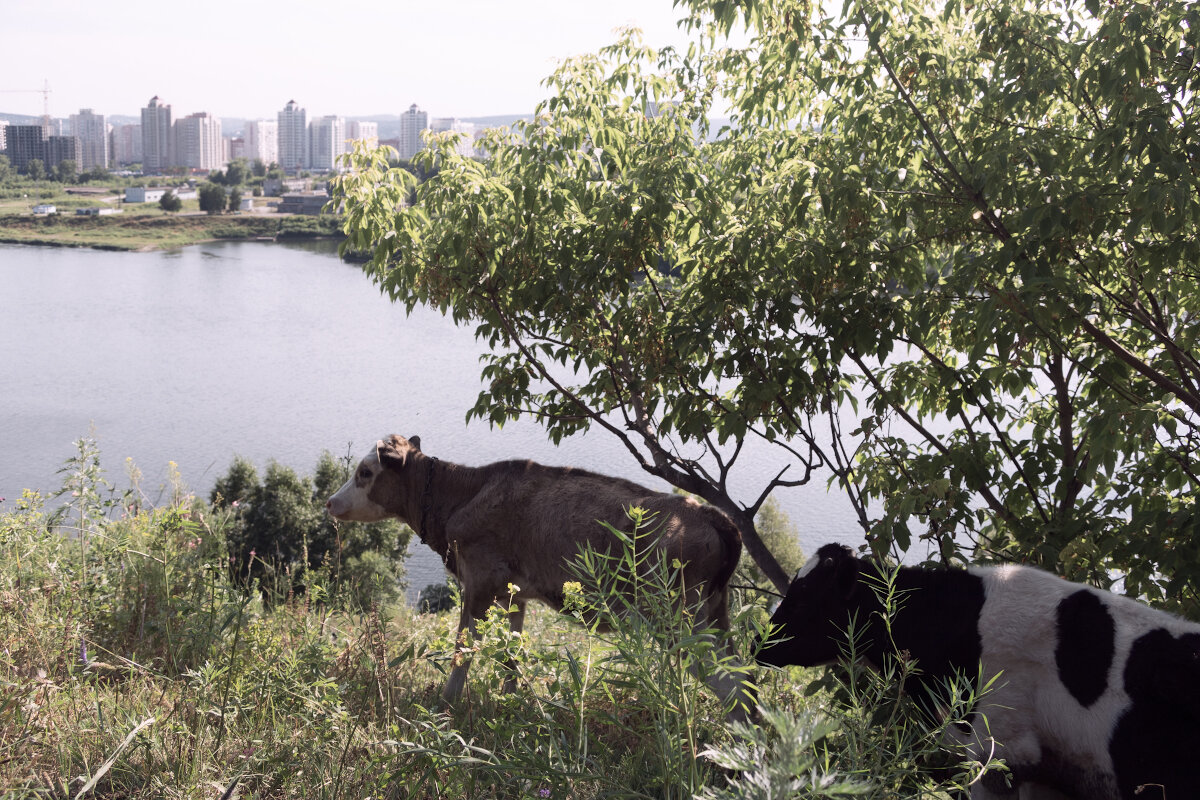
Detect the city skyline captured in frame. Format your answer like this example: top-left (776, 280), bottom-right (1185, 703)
top-left (1, 99), bottom-right (474, 176)
top-left (2, 0), bottom-right (701, 121)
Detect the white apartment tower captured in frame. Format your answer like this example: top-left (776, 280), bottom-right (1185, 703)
top-left (69, 109), bottom-right (109, 171)
top-left (245, 119), bottom-right (278, 167)
top-left (308, 115), bottom-right (345, 171)
top-left (346, 120), bottom-right (378, 149)
top-left (277, 100), bottom-right (307, 172)
top-left (111, 124), bottom-right (142, 166)
top-left (174, 112), bottom-right (224, 171)
top-left (431, 117), bottom-right (476, 158)
top-left (141, 96), bottom-right (173, 173)
top-left (398, 104), bottom-right (428, 161)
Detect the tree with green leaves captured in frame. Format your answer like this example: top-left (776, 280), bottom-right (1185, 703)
top-left (336, 0), bottom-right (1200, 609)
top-left (53, 159), bottom-right (77, 183)
top-left (227, 187), bottom-right (243, 213)
top-left (224, 157), bottom-right (249, 187)
top-left (24, 158), bottom-right (44, 181)
top-left (158, 189), bottom-right (183, 213)
top-left (198, 182), bottom-right (226, 215)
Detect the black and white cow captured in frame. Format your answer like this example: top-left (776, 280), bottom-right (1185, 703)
top-left (756, 543), bottom-right (1200, 800)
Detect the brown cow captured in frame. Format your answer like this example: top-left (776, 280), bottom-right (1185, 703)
top-left (326, 434), bottom-right (751, 717)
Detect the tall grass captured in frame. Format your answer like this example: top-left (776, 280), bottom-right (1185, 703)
top-left (1, 443), bottom-right (998, 798)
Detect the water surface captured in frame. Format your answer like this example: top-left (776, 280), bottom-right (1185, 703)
top-left (1, 241), bottom-right (861, 598)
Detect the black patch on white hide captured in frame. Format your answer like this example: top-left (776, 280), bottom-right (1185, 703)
top-left (1110, 628), bottom-right (1200, 800)
top-left (1054, 589), bottom-right (1114, 708)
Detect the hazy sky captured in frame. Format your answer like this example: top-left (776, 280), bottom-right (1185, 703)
top-left (3, 0), bottom-right (700, 121)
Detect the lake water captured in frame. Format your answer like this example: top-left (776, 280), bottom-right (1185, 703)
top-left (0, 240), bottom-right (862, 600)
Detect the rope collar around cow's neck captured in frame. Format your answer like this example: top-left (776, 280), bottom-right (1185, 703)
top-left (418, 456), bottom-right (439, 542)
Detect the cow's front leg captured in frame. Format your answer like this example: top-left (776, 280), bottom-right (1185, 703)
top-left (441, 588), bottom-right (492, 703)
top-left (503, 599), bottom-right (528, 694)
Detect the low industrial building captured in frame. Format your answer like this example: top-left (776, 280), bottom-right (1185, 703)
top-left (264, 177), bottom-right (310, 196)
top-left (277, 193), bottom-right (330, 215)
top-left (125, 187), bottom-right (166, 203)
top-left (124, 186), bottom-right (198, 203)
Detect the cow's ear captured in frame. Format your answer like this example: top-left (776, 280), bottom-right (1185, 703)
top-left (408, 435), bottom-right (421, 452)
top-left (808, 544), bottom-right (859, 599)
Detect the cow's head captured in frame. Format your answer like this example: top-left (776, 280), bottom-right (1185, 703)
top-left (325, 434), bottom-right (422, 522)
top-left (756, 543), bottom-right (865, 668)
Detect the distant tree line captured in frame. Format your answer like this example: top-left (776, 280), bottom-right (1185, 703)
top-left (0, 154), bottom-right (108, 184)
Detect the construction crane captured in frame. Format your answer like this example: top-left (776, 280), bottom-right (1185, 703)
top-left (0, 79), bottom-right (53, 131)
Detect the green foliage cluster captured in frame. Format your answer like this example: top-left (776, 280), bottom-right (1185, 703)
top-left (157, 188), bottom-right (182, 213)
top-left (336, 0), bottom-right (1200, 610)
top-left (210, 451), bottom-right (411, 611)
top-left (0, 153), bottom-right (109, 184)
top-left (208, 157), bottom-right (250, 187)
top-left (277, 214), bottom-right (344, 237)
top-left (197, 182), bottom-right (227, 215)
top-left (738, 496), bottom-right (808, 595)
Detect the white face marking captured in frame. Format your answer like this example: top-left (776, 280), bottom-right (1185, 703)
top-left (794, 554), bottom-right (821, 581)
top-left (326, 450), bottom-right (390, 522)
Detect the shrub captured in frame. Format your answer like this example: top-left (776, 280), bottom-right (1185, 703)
top-left (158, 189), bottom-right (182, 212)
top-left (198, 182), bottom-right (227, 214)
top-left (417, 579), bottom-right (457, 613)
top-left (210, 450), bottom-right (410, 610)
top-left (735, 496), bottom-right (807, 604)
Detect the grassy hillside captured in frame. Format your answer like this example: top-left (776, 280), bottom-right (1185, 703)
top-left (0, 449), bottom-right (989, 799)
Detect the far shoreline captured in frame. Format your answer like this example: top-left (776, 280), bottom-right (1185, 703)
top-left (0, 213), bottom-right (346, 252)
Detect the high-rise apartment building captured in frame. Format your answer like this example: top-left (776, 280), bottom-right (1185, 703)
top-left (308, 115), bottom-right (345, 171)
top-left (111, 124), bottom-right (142, 166)
top-left (277, 100), bottom-right (307, 172)
top-left (5, 125), bottom-right (46, 172)
top-left (245, 119), bottom-right (278, 167)
top-left (347, 120), bottom-right (378, 149)
top-left (45, 135), bottom-right (80, 173)
top-left (0, 120), bottom-right (7, 152)
top-left (398, 104), bottom-right (428, 161)
top-left (141, 96), bottom-right (173, 173)
top-left (174, 112), bottom-right (223, 171)
top-left (69, 109), bottom-right (109, 171)
top-left (5, 125), bottom-right (78, 174)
